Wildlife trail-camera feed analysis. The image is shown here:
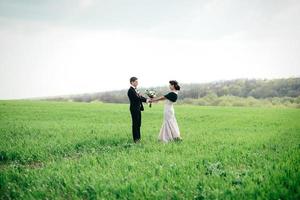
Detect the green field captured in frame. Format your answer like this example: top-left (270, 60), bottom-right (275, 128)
top-left (0, 101), bottom-right (300, 199)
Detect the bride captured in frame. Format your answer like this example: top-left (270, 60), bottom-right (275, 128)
top-left (150, 80), bottom-right (182, 143)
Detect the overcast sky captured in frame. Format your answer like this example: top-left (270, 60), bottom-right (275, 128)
top-left (0, 0), bottom-right (299, 99)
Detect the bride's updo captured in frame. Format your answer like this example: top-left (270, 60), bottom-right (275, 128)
top-left (169, 80), bottom-right (180, 91)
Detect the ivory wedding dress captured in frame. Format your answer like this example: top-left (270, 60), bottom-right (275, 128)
top-left (158, 91), bottom-right (181, 142)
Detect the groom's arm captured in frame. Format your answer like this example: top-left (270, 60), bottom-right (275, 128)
top-left (128, 89), bottom-right (147, 103)
top-left (140, 95), bottom-right (147, 103)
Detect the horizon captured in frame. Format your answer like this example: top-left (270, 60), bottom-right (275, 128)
top-left (1, 0), bottom-right (300, 100)
top-left (1, 76), bottom-right (299, 100)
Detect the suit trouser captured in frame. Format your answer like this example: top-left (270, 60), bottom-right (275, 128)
top-left (130, 109), bottom-right (141, 142)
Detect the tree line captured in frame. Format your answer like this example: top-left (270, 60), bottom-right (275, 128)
top-left (43, 78), bottom-right (300, 107)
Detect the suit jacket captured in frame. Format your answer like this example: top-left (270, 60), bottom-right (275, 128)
top-left (127, 87), bottom-right (147, 111)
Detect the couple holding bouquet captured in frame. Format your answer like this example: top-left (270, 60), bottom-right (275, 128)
top-left (127, 77), bottom-right (182, 143)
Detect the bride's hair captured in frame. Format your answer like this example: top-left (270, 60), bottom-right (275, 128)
top-left (169, 80), bottom-right (180, 91)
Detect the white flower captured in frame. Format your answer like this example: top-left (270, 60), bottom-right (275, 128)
top-left (145, 89), bottom-right (157, 98)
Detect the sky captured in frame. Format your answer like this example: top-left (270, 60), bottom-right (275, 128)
top-left (0, 0), bottom-right (299, 99)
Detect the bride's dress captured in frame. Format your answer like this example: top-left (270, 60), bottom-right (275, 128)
top-left (158, 92), bottom-right (181, 142)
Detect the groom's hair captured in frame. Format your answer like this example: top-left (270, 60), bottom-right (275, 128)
top-left (130, 77), bottom-right (138, 83)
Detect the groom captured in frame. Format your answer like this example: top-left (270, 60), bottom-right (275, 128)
top-left (127, 77), bottom-right (149, 143)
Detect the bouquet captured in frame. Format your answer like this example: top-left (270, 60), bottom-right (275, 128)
top-left (145, 89), bottom-right (157, 108)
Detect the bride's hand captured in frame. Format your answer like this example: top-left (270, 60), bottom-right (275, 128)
top-left (149, 98), bottom-right (155, 103)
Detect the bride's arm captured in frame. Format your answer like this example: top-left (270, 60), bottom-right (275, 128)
top-left (151, 96), bottom-right (165, 102)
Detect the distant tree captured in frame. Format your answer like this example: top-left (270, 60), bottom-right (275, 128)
top-left (43, 78), bottom-right (300, 103)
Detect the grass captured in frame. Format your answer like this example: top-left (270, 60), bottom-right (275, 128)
top-left (0, 100), bottom-right (300, 199)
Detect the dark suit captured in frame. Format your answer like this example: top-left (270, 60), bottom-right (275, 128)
top-left (127, 86), bottom-right (147, 142)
